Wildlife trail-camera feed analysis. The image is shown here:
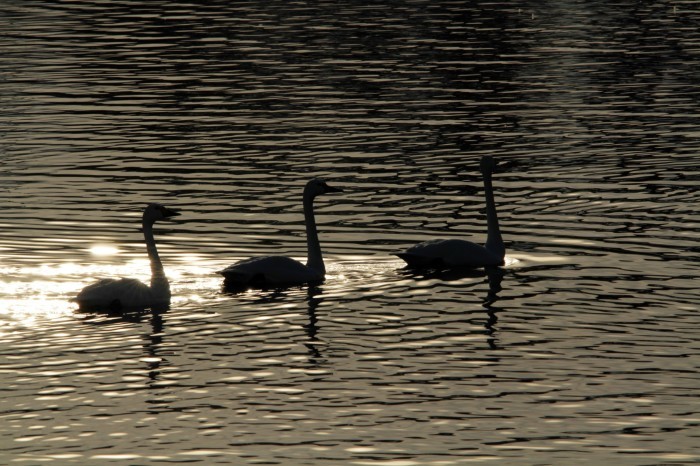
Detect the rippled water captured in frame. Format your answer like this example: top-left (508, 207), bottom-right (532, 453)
top-left (2, 1), bottom-right (700, 464)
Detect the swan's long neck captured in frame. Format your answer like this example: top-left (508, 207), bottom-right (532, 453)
top-left (483, 172), bottom-right (505, 260)
top-left (303, 193), bottom-right (325, 275)
top-left (143, 220), bottom-right (170, 295)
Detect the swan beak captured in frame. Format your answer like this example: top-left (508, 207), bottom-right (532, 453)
top-left (325, 184), bottom-right (343, 193)
top-left (163, 207), bottom-right (181, 218)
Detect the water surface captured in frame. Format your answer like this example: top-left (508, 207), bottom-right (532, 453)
top-left (1, 1), bottom-right (700, 465)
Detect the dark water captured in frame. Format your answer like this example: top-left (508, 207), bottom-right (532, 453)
top-left (2, 1), bottom-right (700, 464)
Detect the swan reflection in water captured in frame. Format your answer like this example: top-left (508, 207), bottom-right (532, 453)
top-left (226, 285), bottom-right (328, 365)
top-left (304, 286), bottom-right (325, 365)
top-left (81, 308), bottom-right (168, 381)
top-left (401, 265), bottom-right (506, 350)
top-left (483, 266), bottom-right (505, 350)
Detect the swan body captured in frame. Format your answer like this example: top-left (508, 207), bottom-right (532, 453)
top-left (75, 203), bottom-right (180, 311)
top-left (219, 256), bottom-right (323, 287)
top-left (75, 278), bottom-right (158, 310)
top-left (396, 238), bottom-right (503, 268)
top-left (219, 178), bottom-right (341, 288)
top-left (396, 156), bottom-right (505, 269)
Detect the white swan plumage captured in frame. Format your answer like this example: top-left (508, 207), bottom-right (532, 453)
top-left (74, 203), bottom-right (180, 311)
top-left (219, 178), bottom-right (342, 288)
top-left (396, 155), bottom-right (505, 268)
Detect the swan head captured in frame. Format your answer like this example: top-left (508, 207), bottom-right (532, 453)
top-left (143, 203), bottom-right (181, 224)
top-left (480, 156), bottom-right (496, 175)
top-left (304, 178), bottom-right (343, 199)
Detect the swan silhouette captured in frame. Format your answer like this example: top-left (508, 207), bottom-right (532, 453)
top-left (219, 178), bottom-right (342, 289)
top-left (74, 203), bottom-right (180, 311)
top-left (396, 156), bottom-right (505, 268)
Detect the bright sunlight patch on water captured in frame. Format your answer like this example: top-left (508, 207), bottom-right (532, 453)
top-left (0, 262), bottom-right (148, 328)
top-left (0, 251), bottom-right (226, 330)
top-left (88, 244), bottom-right (120, 256)
top-left (0, 297), bottom-right (74, 329)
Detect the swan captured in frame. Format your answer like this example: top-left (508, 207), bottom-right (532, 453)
top-left (74, 203), bottom-right (180, 311)
top-left (395, 155), bottom-right (505, 268)
top-left (219, 178), bottom-right (342, 288)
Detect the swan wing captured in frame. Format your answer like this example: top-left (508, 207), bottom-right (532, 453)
top-left (75, 278), bottom-right (153, 310)
top-left (219, 256), bottom-right (322, 287)
top-left (396, 239), bottom-right (502, 268)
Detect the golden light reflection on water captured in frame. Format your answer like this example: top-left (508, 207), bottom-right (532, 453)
top-left (0, 269), bottom-right (78, 330)
top-left (0, 297), bottom-right (74, 329)
top-left (88, 244), bottom-right (120, 256)
top-left (504, 255), bottom-right (520, 267)
top-left (0, 251), bottom-right (524, 329)
top-left (0, 253), bottom-right (223, 328)
top-left (0, 237), bottom-right (530, 330)
top-left (506, 253), bottom-right (564, 265)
